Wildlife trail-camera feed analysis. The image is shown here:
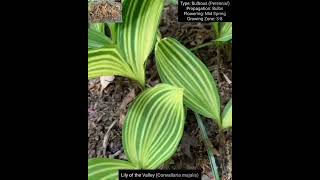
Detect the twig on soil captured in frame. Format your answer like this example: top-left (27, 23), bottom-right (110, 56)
top-left (96, 113), bottom-right (105, 122)
top-left (190, 40), bottom-right (215, 51)
top-left (195, 113), bottom-right (221, 180)
top-left (102, 120), bottom-right (118, 156)
top-left (118, 89), bottom-right (136, 127)
top-left (222, 73), bottom-right (232, 85)
top-left (108, 149), bottom-right (122, 159)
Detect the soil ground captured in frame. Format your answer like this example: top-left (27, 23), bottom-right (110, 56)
top-left (88, 5), bottom-right (232, 180)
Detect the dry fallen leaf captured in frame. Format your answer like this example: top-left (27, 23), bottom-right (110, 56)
top-left (100, 76), bottom-right (115, 94)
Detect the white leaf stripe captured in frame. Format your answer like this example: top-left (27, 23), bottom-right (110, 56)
top-left (88, 158), bottom-right (137, 180)
top-left (123, 84), bottom-right (185, 169)
top-left (155, 38), bottom-right (221, 123)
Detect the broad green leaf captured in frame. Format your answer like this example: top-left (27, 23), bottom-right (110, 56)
top-left (88, 158), bottom-right (137, 180)
top-left (215, 22), bottom-right (232, 42)
top-left (88, 45), bottom-right (135, 80)
top-left (222, 98), bottom-right (232, 129)
top-left (115, 0), bottom-right (165, 86)
top-left (90, 23), bottom-right (105, 33)
top-left (123, 84), bottom-right (185, 169)
top-left (88, 28), bottom-right (112, 49)
top-left (155, 38), bottom-right (221, 125)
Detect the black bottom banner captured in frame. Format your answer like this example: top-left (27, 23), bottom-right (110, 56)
top-left (119, 170), bottom-right (201, 179)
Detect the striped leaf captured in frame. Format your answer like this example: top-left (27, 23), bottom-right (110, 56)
top-left (222, 98), bottom-right (232, 129)
top-left (214, 22), bottom-right (232, 42)
top-left (88, 28), bottom-right (112, 49)
top-left (88, 45), bottom-right (135, 80)
top-left (88, 0), bottom-right (164, 86)
top-left (88, 158), bottom-right (137, 180)
top-left (155, 38), bottom-right (221, 125)
top-left (90, 23), bottom-right (105, 33)
top-left (123, 84), bottom-right (185, 169)
top-left (115, 0), bottom-right (165, 86)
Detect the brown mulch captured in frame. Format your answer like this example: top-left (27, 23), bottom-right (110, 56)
top-left (88, 0), bottom-right (122, 23)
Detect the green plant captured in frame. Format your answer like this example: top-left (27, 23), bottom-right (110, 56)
top-left (222, 98), bottom-right (232, 129)
top-left (155, 37), bottom-right (233, 128)
top-left (191, 22), bottom-right (232, 51)
top-left (88, 84), bottom-right (185, 180)
top-left (156, 37), bottom-right (221, 125)
top-left (88, 0), bottom-right (165, 87)
top-left (213, 22), bottom-right (232, 43)
top-left (88, 1), bottom-right (232, 179)
top-left (88, 24), bottom-right (112, 48)
top-left (195, 113), bottom-right (220, 180)
top-left (155, 37), bottom-right (232, 180)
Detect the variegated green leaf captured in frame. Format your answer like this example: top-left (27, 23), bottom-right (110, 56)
top-left (155, 38), bottom-right (221, 125)
top-left (88, 45), bottom-right (135, 80)
top-left (88, 28), bottom-right (112, 49)
top-left (88, 158), bottom-right (137, 180)
top-left (222, 98), bottom-right (232, 129)
top-left (115, 0), bottom-right (165, 86)
top-left (215, 22), bottom-right (232, 42)
top-left (123, 84), bottom-right (185, 169)
top-left (90, 23), bottom-right (105, 33)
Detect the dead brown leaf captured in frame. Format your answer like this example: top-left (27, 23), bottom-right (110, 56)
top-left (100, 76), bottom-right (115, 95)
